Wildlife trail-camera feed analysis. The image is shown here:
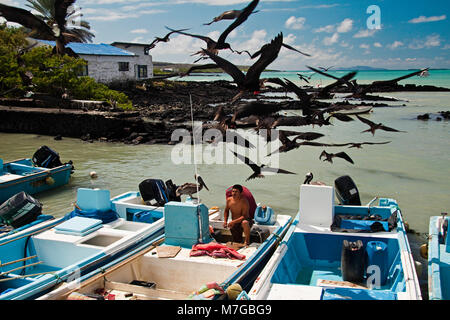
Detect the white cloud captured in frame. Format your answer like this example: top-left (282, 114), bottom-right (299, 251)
top-left (387, 41), bottom-right (404, 50)
top-left (314, 18), bottom-right (353, 34)
top-left (130, 29), bottom-right (148, 34)
top-left (285, 16), bottom-right (306, 30)
top-left (409, 34), bottom-right (441, 49)
top-left (83, 8), bottom-right (165, 21)
top-left (337, 18), bottom-right (353, 33)
top-left (360, 44), bottom-right (370, 49)
top-left (408, 15), bottom-right (446, 23)
top-left (314, 24), bottom-right (335, 33)
top-left (323, 32), bottom-right (339, 46)
top-left (373, 42), bottom-right (383, 48)
top-left (353, 29), bottom-right (377, 38)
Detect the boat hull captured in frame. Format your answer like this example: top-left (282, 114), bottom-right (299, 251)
top-left (36, 205), bottom-right (293, 300)
top-left (427, 215), bottom-right (450, 300)
top-left (247, 198), bottom-right (422, 300)
top-left (0, 158), bottom-right (73, 204)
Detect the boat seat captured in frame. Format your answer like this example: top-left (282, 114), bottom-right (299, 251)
top-left (76, 188), bottom-right (112, 212)
top-left (298, 184), bottom-right (335, 228)
top-left (54, 216), bottom-right (103, 236)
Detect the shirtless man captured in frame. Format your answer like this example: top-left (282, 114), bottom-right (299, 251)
top-left (223, 184), bottom-right (252, 246)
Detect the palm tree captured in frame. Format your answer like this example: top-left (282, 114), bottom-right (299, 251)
top-left (0, 0), bottom-right (94, 56)
top-left (26, 0), bottom-right (94, 43)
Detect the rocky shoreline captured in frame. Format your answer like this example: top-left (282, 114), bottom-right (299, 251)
top-left (0, 80), bottom-right (449, 145)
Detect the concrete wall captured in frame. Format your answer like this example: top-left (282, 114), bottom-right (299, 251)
top-left (82, 54), bottom-right (153, 83)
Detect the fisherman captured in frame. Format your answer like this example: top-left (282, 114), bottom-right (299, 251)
top-left (223, 184), bottom-right (253, 247)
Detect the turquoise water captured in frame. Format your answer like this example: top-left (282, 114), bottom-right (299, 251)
top-left (179, 69), bottom-right (450, 89)
top-left (0, 70), bottom-right (449, 238)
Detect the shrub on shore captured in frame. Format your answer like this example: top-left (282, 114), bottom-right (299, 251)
top-left (0, 25), bottom-right (133, 110)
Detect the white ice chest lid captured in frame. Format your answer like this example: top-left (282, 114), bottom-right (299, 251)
top-left (54, 216), bottom-right (103, 236)
top-left (298, 184), bottom-right (335, 227)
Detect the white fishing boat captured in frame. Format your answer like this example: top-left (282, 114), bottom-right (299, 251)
top-left (0, 188), bottom-right (165, 300)
top-left (427, 213), bottom-right (450, 300)
top-left (38, 190), bottom-right (293, 300)
top-left (243, 175), bottom-right (422, 300)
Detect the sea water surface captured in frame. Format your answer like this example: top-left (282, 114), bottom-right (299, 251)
top-left (0, 69), bottom-right (448, 233)
top-left (0, 70), bottom-right (449, 294)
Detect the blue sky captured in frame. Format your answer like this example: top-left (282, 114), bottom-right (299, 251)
top-left (3, 0), bottom-right (450, 70)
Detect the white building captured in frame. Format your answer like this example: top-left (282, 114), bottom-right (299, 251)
top-left (35, 40), bottom-right (153, 83)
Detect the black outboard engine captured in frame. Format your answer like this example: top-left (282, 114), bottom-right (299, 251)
top-left (165, 179), bottom-right (181, 202)
top-left (334, 175), bottom-right (361, 206)
top-left (0, 192), bottom-right (43, 228)
top-left (139, 179), bottom-right (181, 206)
top-left (32, 145), bottom-right (63, 169)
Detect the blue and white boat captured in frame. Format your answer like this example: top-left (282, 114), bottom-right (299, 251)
top-left (0, 187), bottom-right (165, 300)
top-left (245, 176), bottom-right (422, 300)
top-left (37, 193), bottom-right (293, 300)
top-left (427, 213), bottom-right (449, 300)
top-left (0, 157), bottom-right (73, 204)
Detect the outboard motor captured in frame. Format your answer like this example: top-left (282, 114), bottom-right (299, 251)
top-left (165, 179), bottom-right (181, 202)
top-left (0, 192), bottom-right (42, 228)
top-left (138, 179), bottom-right (170, 206)
top-left (32, 145), bottom-right (63, 168)
top-left (334, 175), bottom-right (361, 205)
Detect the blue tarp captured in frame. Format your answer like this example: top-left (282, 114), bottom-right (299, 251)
top-left (63, 207), bottom-right (119, 224)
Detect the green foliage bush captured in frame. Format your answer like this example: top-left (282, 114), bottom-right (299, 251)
top-left (0, 25), bottom-right (133, 110)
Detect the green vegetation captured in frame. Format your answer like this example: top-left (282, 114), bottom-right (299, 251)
top-left (0, 25), bottom-right (132, 110)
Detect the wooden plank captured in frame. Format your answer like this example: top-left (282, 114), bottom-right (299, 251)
top-left (156, 245), bottom-right (181, 258)
top-left (105, 280), bottom-right (188, 300)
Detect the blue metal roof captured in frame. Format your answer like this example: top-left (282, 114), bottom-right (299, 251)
top-left (38, 41), bottom-right (135, 56)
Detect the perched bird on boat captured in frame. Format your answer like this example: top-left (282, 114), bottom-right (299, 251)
top-left (231, 151), bottom-right (296, 181)
top-left (148, 28), bottom-right (190, 50)
top-left (203, 1), bottom-right (260, 25)
top-left (356, 115), bottom-right (406, 135)
top-left (319, 150), bottom-right (354, 164)
top-left (176, 175), bottom-right (209, 199)
top-left (203, 33), bottom-right (283, 103)
top-left (303, 172), bottom-right (326, 185)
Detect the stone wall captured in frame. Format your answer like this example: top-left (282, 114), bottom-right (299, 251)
top-left (0, 106), bottom-right (177, 144)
